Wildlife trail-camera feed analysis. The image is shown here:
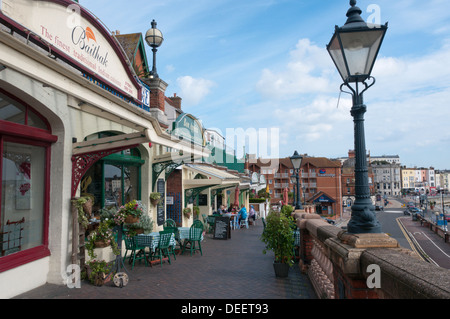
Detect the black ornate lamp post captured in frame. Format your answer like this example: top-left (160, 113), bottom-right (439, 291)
top-left (290, 174), bottom-right (297, 207)
top-left (145, 20), bottom-right (164, 78)
top-left (290, 151), bottom-right (303, 210)
top-left (327, 0), bottom-right (387, 234)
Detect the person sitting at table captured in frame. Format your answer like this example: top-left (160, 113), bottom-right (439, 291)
top-left (248, 205), bottom-right (256, 223)
top-left (217, 205), bottom-right (226, 215)
top-left (238, 206), bottom-right (248, 223)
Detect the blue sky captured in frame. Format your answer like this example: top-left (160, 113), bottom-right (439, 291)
top-left (80, 0), bottom-right (450, 169)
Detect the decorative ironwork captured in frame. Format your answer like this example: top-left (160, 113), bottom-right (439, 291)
top-left (152, 159), bottom-right (185, 191)
top-left (71, 145), bottom-right (138, 197)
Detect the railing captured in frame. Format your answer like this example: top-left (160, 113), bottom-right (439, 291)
top-left (293, 210), bottom-right (450, 299)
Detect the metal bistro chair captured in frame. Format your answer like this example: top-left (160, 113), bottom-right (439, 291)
top-left (240, 216), bottom-right (249, 229)
top-left (123, 236), bottom-right (148, 269)
top-left (163, 218), bottom-right (180, 252)
top-left (182, 220), bottom-right (203, 256)
top-left (153, 231), bottom-right (176, 267)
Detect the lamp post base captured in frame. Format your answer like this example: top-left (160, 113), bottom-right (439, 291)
top-left (347, 202), bottom-right (382, 234)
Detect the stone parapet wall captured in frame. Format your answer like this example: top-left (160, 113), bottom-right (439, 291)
top-left (293, 212), bottom-right (450, 299)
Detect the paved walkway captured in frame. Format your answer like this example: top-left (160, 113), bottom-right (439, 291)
top-left (15, 222), bottom-right (317, 299)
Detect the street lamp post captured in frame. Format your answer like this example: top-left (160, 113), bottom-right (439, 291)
top-left (290, 174), bottom-right (297, 207)
top-left (327, 0), bottom-right (387, 234)
top-left (145, 20), bottom-right (164, 78)
top-left (290, 151), bottom-right (303, 210)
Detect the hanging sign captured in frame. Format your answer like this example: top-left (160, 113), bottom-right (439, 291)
top-left (0, 0), bottom-right (140, 99)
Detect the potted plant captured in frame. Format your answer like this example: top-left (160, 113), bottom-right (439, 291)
top-left (117, 200), bottom-right (144, 224)
top-left (126, 214), bottom-right (154, 236)
top-left (193, 205), bottom-right (200, 218)
top-left (261, 210), bottom-right (295, 277)
top-left (183, 207), bottom-right (192, 219)
top-left (85, 220), bottom-right (120, 259)
top-left (86, 259), bottom-right (112, 286)
top-left (150, 192), bottom-right (161, 206)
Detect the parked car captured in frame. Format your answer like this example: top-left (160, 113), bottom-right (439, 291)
top-left (404, 207), bottom-right (422, 215)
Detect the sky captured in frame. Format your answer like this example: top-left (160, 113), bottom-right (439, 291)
top-left (80, 0), bottom-right (450, 170)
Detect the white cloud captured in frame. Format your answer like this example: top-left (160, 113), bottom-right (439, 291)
top-left (176, 76), bottom-right (215, 106)
top-left (256, 38), bottom-right (336, 99)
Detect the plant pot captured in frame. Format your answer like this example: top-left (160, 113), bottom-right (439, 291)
top-left (134, 228), bottom-right (144, 234)
top-left (273, 262), bottom-right (290, 278)
top-left (93, 273), bottom-right (105, 286)
top-left (94, 240), bottom-right (110, 248)
top-left (125, 216), bottom-right (140, 224)
top-left (151, 199), bottom-right (160, 206)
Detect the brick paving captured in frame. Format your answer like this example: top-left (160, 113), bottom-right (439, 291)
top-left (14, 223), bottom-right (317, 299)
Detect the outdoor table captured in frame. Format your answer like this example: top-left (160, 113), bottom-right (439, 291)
top-left (176, 227), bottom-right (204, 241)
top-left (136, 232), bottom-right (176, 253)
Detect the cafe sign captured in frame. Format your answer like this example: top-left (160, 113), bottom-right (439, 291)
top-left (0, 0), bottom-right (140, 99)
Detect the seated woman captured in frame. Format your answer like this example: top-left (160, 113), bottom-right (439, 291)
top-left (238, 206), bottom-right (248, 222)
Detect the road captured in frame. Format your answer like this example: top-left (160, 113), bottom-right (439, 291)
top-left (376, 199), bottom-right (450, 269)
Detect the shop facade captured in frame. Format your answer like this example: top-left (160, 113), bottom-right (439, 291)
top-left (0, 0), bottom-right (203, 298)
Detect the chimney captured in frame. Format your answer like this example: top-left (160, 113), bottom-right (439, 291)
top-left (348, 150), bottom-right (355, 158)
top-left (169, 93), bottom-right (182, 109)
top-left (141, 77), bottom-right (168, 112)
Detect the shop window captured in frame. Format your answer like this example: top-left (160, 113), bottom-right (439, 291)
top-left (0, 91), bottom-right (49, 130)
top-left (0, 89), bottom-right (54, 271)
top-left (81, 132), bottom-right (143, 214)
top-left (1, 142), bottom-right (46, 256)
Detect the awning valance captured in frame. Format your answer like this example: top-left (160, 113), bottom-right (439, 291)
top-left (183, 164), bottom-right (240, 189)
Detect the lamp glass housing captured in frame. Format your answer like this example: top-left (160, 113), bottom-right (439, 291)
top-left (290, 151), bottom-right (303, 171)
top-left (327, 24), bottom-right (387, 83)
top-left (145, 28), bottom-right (164, 47)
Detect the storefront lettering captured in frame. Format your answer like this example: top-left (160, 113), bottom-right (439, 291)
top-left (72, 26), bottom-right (109, 67)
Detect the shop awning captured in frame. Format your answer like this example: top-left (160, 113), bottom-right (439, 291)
top-left (72, 130), bottom-right (151, 155)
top-left (183, 164), bottom-right (240, 189)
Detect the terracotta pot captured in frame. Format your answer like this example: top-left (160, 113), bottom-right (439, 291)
top-left (125, 215), bottom-right (140, 224)
top-left (135, 228), bottom-right (144, 234)
top-left (151, 199), bottom-right (160, 206)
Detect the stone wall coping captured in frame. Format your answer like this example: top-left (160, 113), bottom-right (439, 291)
top-left (361, 248), bottom-right (450, 299)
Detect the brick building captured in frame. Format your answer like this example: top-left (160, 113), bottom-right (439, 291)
top-left (247, 155), bottom-right (343, 218)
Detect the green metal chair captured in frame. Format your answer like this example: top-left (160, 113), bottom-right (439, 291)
top-left (164, 219), bottom-right (177, 228)
top-left (153, 231), bottom-right (176, 267)
top-left (123, 236), bottom-right (148, 269)
top-left (163, 219), bottom-right (179, 251)
top-left (182, 220), bottom-right (203, 256)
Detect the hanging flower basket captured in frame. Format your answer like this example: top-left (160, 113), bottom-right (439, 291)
top-left (94, 240), bottom-right (110, 248)
top-left (183, 208), bottom-right (192, 218)
top-left (125, 215), bottom-right (140, 224)
top-left (150, 192), bottom-right (161, 206)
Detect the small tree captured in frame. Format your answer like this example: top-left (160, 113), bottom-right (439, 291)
top-left (261, 211), bottom-right (295, 266)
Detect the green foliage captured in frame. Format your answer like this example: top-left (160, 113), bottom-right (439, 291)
top-left (261, 211), bottom-right (295, 266)
top-left (249, 198), bottom-right (266, 203)
top-left (126, 214), bottom-right (154, 235)
top-left (150, 192), bottom-right (161, 200)
top-left (86, 260), bottom-right (111, 285)
top-left (280, 205), bottom-right (294, 219)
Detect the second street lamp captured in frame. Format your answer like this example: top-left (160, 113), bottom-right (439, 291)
top-left (327, 0), bottom-right (387, 234)
top-left (290, 151), bottom-right (303, 210)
